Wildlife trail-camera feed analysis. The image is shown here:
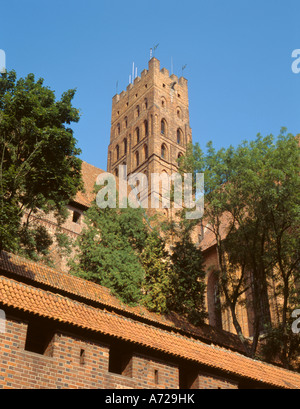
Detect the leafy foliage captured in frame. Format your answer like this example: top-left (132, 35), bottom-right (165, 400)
top-left (141, 230), bottom-right (171, 314)
top-left (179, 130), bottom-right (300, 363)
top-left (71, 204), bottom-right (148, 306)
top-left (166, 214), bottom-right (207, 326)
top-left (0, 70), bottom-right (83, 254)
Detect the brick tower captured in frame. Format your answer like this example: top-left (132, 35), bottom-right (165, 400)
top-left (107, 57), bottom-right (192, 208)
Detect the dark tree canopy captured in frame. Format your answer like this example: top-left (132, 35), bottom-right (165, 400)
top-left (0, 70), bottom-right (83, 253)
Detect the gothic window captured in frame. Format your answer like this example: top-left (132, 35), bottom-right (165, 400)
top-left (135, 127), bottom-right (140, 144)
top-left (144, 98), bottom-right (148, 110)
top-left (116, 123), bottom-right (120, 136)
top-left (161, 144), bottom-right (167, 160)
top-left (136, 105), bottom-right (140, 118)
top-left (144, 144), bottom-right (148, 160)
top-left (207, 272), bottom-right (222, 329)
top-left (123, 138), bottom-right (127, 155)
top-left (116, 144), bottom-right (119, 161)
top-left (144, 120), bottom-right (148, 137)
top-left (177, 128), bottom-right (183, 145)
top-left (161, 119), bottom-right (166, 136)
top-left (124, 117), bottom-right (128, 128)
top-left (135, 151), bottom-right (139, 167)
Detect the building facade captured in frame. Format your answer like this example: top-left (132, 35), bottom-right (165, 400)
top-left (1, 251), bottom-right (299, 389)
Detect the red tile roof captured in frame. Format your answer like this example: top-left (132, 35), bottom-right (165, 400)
top-left (0, 273), bottom-right (299, 389)
top-left (74, 161), bottom-right (105, 208)
top-left (0, 251), bottom-right (244, 352)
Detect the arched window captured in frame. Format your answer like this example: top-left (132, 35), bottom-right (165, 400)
top-left (144, 98), bottom-right (148, 110)
top-left (114, 167), bottom-right (119, 177)
top-left (177, 108), bottom-right (181, 118)
top-left (161, 119), bottom-right (166, 135)
top-left (124, 117), bottom-right (128, 129)
top-left (144, 120), bottom-right (148, 137)
top-left (136, 105), bottom-right (140, 118)
top-left (161, 144), bottom-right (167, 159)
top-left (207, 272), bottom-right (222, 329)
top-left (177, 128), bottom-right (183, 145)
top-left (135, 127), bottom-right (140, 144)
top-left (178, 152), bottom-right (184, 159)
top-left (123, 138), bottom-right (127, 155)
top-left (116, 145), bottom-right (119, 161)
top-left (144, 144), bottom-right (148, 160)
top-left (135, 151), bottom-right (139, 167)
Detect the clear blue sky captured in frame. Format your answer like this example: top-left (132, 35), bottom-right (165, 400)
top-left (1, 0), bottom-right (300, 170)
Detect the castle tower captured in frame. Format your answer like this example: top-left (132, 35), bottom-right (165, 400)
top-left (107, 57), bottom-right (192, 208)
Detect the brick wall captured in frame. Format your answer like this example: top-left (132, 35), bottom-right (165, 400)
top-left (0, 315), bottom-right (249, 389)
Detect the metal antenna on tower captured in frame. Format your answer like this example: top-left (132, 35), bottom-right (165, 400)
top-left (132, 62), bottom-right (134, 84)
top-left (182, 64), bottom-right (187, 77)
top-left (153, 43), bottom-right (159, 57)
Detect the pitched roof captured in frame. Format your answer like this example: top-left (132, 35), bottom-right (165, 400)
top-left (73, 161), bottom-right (105, 208)
top-left (0, 251), bottom-right (244, 352)
top-left (0, 271), bottom-right (299, 389)
top-left (1, 251), bottom-right (300, 389)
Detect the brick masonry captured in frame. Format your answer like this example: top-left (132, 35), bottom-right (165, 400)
top-left (0, 315), bottom-right (245, 389)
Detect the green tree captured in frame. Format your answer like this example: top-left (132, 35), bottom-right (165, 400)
top-left (0, 70), bottom-right (83, 255)
top-left (167, 215), bottom-right (207, 326)
top-left (179, 131), bottom-right (300, 364)
top-left (141, 230), bottom-right (171, 314)
top-left (71, 203), bottom-right (148, 306)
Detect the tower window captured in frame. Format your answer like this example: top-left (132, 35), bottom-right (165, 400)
top-left (177, 128), bottom-right (182, 145)
top-left (123, 138), bottom-right (127, 155)
top-left (135, 127), bottom-right (140, 144)
top-left (161, 119), bottom-right (166, 136)
top-left (135, 151), bottom-right (139, 167)
top-left (144, 98), bottom-right (148, 109)
top-left (136, 105), bottom-right (140, 117)
top-left (144, 144), bottom-right (148, 160)
top-left (144, 120), bottom-right (148, 137)
top-left (116, 144), bottom-right (120, 161)
top-left (117, 123), bottom-right (120, 135)
top-left (161, 144), bottom-right (167, 159)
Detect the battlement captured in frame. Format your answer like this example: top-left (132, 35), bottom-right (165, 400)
top-left (111, 58), bottom-right (189, 111)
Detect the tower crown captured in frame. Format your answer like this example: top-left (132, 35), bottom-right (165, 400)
top-left (107, 57), bottom-right (192, 182)
top-left (111, 58), bottom-right (189, 127)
